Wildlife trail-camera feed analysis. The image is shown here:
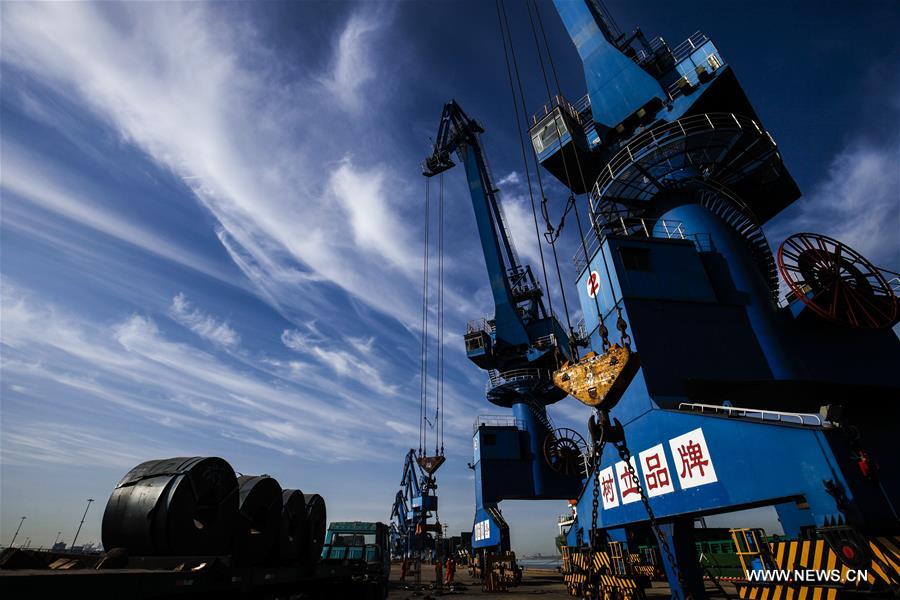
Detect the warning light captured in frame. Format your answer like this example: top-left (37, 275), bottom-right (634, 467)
top-left (842, 544), bottom-right (856, 561)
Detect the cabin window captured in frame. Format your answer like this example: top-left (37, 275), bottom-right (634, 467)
top-left (620, 247), bottom-right (652, 271)
top-left (531, 111), bottom-right (568, 153)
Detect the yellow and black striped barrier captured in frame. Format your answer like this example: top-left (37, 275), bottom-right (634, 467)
top-left (733, 534), bottom-right (900, 599)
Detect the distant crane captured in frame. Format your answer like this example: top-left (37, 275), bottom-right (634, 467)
top-left (70, 498), bottom-right (94, 550)
top-left (390, 449), bottom-right (442, 560)
top-left (9, 516), bottom-right (26, 548)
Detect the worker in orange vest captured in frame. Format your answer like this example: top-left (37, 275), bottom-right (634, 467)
top-left (445, 556), bottom-right (456, 586)
top-left (435, 558), bottom-right (444, 589)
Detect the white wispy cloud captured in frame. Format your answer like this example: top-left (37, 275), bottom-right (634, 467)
top-left (169, 292), bottom-right (240, 348)
top-left (0, 146), bottom-right (239, 287)
top-left (0, 285), bottom-right (415, 464)
top-left (320, 11), bottom-right (389, 113)
top-left (766, 123), bottom-right (899, 269)
top-left (281, 327), bottom-right (398, 396)
top-left (0, 1), bottom-right (442, 334)
top-left (497, 171), bottom-right (521, 186)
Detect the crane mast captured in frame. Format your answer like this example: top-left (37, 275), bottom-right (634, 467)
top-left (423, 100), bottom-right (584, 561)
top-left (424, 100), bottom-right (567, 366)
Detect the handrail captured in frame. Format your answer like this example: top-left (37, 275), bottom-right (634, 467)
top-left (669, 31), bottom-right (710, 63)
top-left (590, 113), bottom-right (767, 213)
top-left (677, 402), bottom-right (828, 427)
top-left (572, 217), bottom-right (691, 273)
top-left (530, 94), bottom-right (587, 127)
top-left (473, 415), bottom-right (524, 434)
top-left (466, 318), bottom-right (494, 335)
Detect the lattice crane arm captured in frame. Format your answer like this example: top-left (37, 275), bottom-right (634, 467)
top-left (423, 100), bottom-right (533, 348)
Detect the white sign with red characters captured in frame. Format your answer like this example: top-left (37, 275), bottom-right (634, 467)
top-left (586, 271), bottom-right (601, 298)
top-left (598, 465), bottom-right (619, 509)
top-left (614, 457), bottom-right (640, 504)
top-left (638, 443), bottom-right (675, 498)
top-left (668, 427), bottom-right (718, 489)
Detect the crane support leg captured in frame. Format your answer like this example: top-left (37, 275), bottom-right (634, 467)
top-left (655, 519), bottom-right (707, 600)
top-left (774, 499), bottom-right (815, 538)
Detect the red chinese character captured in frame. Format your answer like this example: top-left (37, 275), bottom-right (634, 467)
top-left (678, 440), bottom-right (709, 478)
top-left (644, 453), bottom-right (670, 490)
top-left (601, 473), bottom-right (616, 503)
top-left (619, 466), bottom-right (639, 497)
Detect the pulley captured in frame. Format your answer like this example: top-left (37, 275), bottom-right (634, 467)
top-left (416, 454), bottom-right (446, 476)
top-left (552, 344), bottom-right (639, 410)
top-left (543, 427), bottom-right (590, 477)
top-left (777, 232), bottom-right (897, 329)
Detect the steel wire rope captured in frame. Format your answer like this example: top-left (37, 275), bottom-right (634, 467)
top-left (525, 0), bottom-right (609, 351)
top-left (530, 0), bottom-right (631, 349)
top-left (419, 177), bottom-right (431, 456)
top-left (436, 174), bottom-right (445, 455)
top-left (493, 0), bottom-right (554, 323)
top-left (497, 0), bottom-right (575, 343)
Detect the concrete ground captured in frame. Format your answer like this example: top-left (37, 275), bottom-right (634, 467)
top-left (387, 563), bottom-right (738, 598)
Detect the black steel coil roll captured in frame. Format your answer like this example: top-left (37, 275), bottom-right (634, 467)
top-left (234, 475), bottom-right (283, 565)
top-left (101, 457), bottom-right (238, 556)
top-left (303, 493), bottom-right (327, 561)
top-left (280, 489), bottom-right (307, 565)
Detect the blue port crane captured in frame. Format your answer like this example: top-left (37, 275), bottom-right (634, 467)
top-left (389, 449), bottom-right (441, 560)
top-left (531, 0), bottom-right (898, 597)
top-left (433, 0), bottom-right (900, 597)
top-left (423, 100), bottom-right (586, 556)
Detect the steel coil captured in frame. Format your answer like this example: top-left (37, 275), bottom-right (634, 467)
top-left (101, 457), bottom-right (238, 556)
top-left (234, 475), bottom-right (283, 565)
top-left (279, 489), bottom-right (307, 565)
top-left (303, 493), bottom-right (327, 561)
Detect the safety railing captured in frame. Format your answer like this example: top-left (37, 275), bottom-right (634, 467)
top-left (531, 333), bottom-right (557, 349)
top-left (487, 368), bottom-right (550, 390)
top-left (473, 415), bottom-right (524, 434)
top-left (590, 113), bottom-right (768, 210)
top-left (466, 318), bottom-right (494, 335)
top-left (632, 35), bottom-right (668, 65)
top-left (677, 402), bottom-right (829, 427)
top-left (572, 217), bottom-right (695, 273)
top-left (530, 94), bottom-right (588, 127)
top-left (669, 31), bottom-right (710, 63)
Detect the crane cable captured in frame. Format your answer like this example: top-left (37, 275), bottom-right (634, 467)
top-left (419, 177), bottom-right (431, 456)
top-left (496, 0), bottom-right (575, 347)
top-left (528, 0), bottom-right (631, 350)
top-left (436, 174), bottom-right (445, 456)
top-left (493, 0), bottom-right (553, 322)
top-left (420, 174), bottom-right (446, 458)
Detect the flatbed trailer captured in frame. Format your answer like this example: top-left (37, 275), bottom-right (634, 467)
top-left (1, 548), bottom-right (389, 599)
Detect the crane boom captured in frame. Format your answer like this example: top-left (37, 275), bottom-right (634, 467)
top-left (424, 100), bottom-right (571, 373)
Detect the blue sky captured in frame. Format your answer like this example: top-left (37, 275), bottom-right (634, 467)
top-left (1, 1), bottom-right (898, 554)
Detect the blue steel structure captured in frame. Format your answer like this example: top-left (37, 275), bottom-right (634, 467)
top-left (432, 0), bottom-right (900, 597)
top-left (545, 1), bottom-right (899, 597)
top-left (390, 449), bottom-right (442, 559)
top-left (423, 101), bottom-right (584, 555)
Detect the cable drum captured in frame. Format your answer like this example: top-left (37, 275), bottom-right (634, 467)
top-left (303, 493), bottom-right (327, 562)
top-left (234, 475), bottom-right (283, 566)
top-left (101, 457), bottom-right (238, 556)
top-left (279, 489), bottom-right (307, 565)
